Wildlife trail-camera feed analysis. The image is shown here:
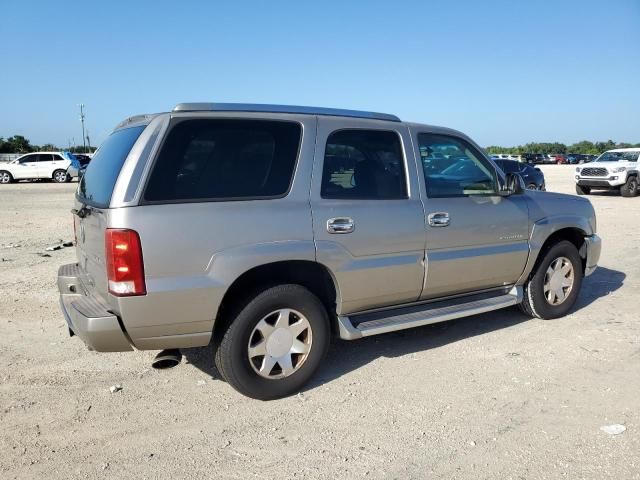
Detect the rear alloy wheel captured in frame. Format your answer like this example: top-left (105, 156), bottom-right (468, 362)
top-left (0, 171), bottom-right (13, 184)
top-left (527, 183), bottom-right (538, 190)
top-left (575, 184), bottom-right (590, 195)
top-left (53, 169), bottom-right (69, 183)
top-left (520, 240), bottom-right (583, 319)
top-left (620, 176), bottom-right (639, 198)
top-left (215, 284), bottom-right (330, 400)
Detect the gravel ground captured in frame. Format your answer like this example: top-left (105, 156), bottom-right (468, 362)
top-left (0, 166), bottom-right (638, 479)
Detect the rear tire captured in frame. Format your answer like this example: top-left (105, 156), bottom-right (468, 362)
top-left (520, 240), bottom-right (583, 320)
top-left (527, 183), bottom-right (538, 190)
top-left (0, 171), bottom-right (13, 184)
top-left (215, 284), bottom-right (330, 400)
top-left (575, 184), bottom-right (590, 195)
top-left (53, 169), bottom-right (68, 183)
top-left (620, 176), bottom-right (638, 198)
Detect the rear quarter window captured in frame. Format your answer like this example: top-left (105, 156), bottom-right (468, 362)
top-left (143, 119), bottom-right (301, 202)
top-left (77, 125), bottom-right (146, 208)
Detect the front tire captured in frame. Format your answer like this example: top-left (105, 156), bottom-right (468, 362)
top-left (215, 284), bottom-right (330, 400)
top-left (0, 170), bottom-right (13, 184)
top-left (520, 240), bottom-right (583, 319)
top-left (620, 176), bottom-right (639, 198)
top-left (575, 184), bottom-right (590, 195)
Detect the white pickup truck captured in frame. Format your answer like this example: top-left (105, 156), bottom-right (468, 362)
top-left (575, 148), bottom-right (640, 197)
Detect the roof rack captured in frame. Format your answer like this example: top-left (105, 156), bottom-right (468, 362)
top-left (172, 103), bottom-right (400, 122)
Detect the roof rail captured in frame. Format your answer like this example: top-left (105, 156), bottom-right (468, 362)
top-left (172, 103), bottom-right (400, 122)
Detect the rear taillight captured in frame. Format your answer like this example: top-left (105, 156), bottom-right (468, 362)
top-left (105, 229), bottom-right (146, 297)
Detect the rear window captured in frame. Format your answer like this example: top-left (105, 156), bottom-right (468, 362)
top-left (77, 125), bottom-right (145, 207)
top-left (143, 119), bottom-right (301, 202)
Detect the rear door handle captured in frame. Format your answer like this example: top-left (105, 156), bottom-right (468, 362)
top-left (327, 217), bottom-right (354, 234)
top-left (428, 212), bottom-right (450, 227)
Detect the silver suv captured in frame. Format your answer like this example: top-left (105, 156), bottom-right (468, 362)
top-left (58, 103), bottom-right (602, 399)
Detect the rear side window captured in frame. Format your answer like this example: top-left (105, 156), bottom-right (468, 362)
top-left (77, 125), bottom-right (145, 208)
top-left (321, 129), bottom-right (407, 199)
top-left (144, 119), bottom-right (301, 202)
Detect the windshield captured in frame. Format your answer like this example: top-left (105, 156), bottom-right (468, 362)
top-left (77, 125), bottom-right (146, 207)
top-left (595, 151), bottom-right (639, 162)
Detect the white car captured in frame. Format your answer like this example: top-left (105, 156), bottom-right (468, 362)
top-left (575, 148), bottom-right (640, 197)
top-left (0, 152), bottom-right (73, 184)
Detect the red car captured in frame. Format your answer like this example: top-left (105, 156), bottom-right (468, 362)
top-left (554, 154), bottom-right (568, 164)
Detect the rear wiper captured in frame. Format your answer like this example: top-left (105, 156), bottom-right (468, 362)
top-left (71, 205), bottom-right (92, 218)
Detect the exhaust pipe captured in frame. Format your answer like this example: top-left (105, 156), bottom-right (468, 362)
top-left (151, 349), bottom-right (182, 369)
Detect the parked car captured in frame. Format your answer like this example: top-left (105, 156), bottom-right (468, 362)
top-left (554, 154), bottom-right (568, 165)
top-left (67, 153), bottom-right (92, 180)
top-left (494, 159), bottom-right (546, 190)
top-left (522, 153), bottom-right (545, 164)
top-left (58, 103), bottom-right (601, 399)
top-left (575, 148), bottom-right (640, 197)
top-left (567, 154), bottom-right (592, 164)
top-left (0, 151), bottom-right (74, 184)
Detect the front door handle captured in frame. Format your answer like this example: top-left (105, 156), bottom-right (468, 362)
top-left (428, 212), bottom-right (450, 227)
top-left (327, 217), bottom-right (354, 234)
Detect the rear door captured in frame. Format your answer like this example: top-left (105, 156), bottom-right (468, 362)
top-left (36, 153), bottom-right (55, 177)
top-left (413, 130), bottom-right (530, 299)
top-left (310, 117), bottom-right (426, 314)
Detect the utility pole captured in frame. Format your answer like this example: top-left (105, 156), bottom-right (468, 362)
top-left (86, 130), bottom-right (91, 152)
top-left (79, 104), bottom-right (87, 153)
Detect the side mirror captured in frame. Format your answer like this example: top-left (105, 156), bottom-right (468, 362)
top-left (503, 172), bottom-right (525, 195)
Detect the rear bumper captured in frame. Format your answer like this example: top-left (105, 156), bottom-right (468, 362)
top-left (583, 234), bottom-right (602, 277)
top-left (58, 263), bottom-right (133, 352)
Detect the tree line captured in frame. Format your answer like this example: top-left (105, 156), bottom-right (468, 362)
top-left (485, 140), bottom-right (640, 155)
top-left (0, 135), bottom-right (95, 154)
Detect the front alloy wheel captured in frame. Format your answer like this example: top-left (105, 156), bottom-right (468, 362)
top-left (543, 257), bottom-right (574, 305)
top-left (520, 240), bottom-right (583, 319)
top-left (0, 171), bottom-right (12, 184)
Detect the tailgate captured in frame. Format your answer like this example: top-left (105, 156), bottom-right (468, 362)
top-left (73, 203), bottom-right (110, 303)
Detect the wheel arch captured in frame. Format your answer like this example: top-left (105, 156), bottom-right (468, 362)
top-left (212, 260), bottom-right (340, 344)
top-left (518, 221), bottom-right (591, 284)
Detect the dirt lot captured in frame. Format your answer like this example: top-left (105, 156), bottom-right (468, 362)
top-left (0, 166), bottom-right (638, 479)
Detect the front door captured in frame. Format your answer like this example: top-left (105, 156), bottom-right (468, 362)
top-left (413, 131), bottom-right (530, 299)
top-left (310, 118), bottom-right (426, 314)
top-left (13, 154), bottom-right (41, 179)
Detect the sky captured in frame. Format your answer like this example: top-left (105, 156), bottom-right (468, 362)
top-left (0, 0), bottom-right (639, 148)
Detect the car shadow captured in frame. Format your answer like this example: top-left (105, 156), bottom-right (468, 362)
top-left (574, 266), bottom-right (625, 310)
top-left (182, 266), bottom-right (625, 391)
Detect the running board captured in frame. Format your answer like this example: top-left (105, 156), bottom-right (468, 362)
top-left (337, 286), bottom-right (523, 340)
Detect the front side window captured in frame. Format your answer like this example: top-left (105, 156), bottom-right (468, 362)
top-left (144, 119), bottom-right (301, 202)
top-left (418, 133), bottom-right (498, 197)
top-left (321, 129), bottom-right (407, 199)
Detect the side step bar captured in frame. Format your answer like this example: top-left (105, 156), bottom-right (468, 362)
top-left (337, 286), bottom-right (523, 340)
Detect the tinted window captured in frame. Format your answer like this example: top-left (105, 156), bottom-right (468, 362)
top-left (78, 125), bottom-right (145, 207)
top-left (418, 133), bottom-right (498, 197)
top-left (52, 154), bottom-right (64, 161)
top-left (18, 155), bottom-right (35, 164)
top-left (321, 130), bottom-right (406, 199)
top-left (144, 119), bottom-right (301, 202)
top-left (37, 154), bottom-right (53, 162)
